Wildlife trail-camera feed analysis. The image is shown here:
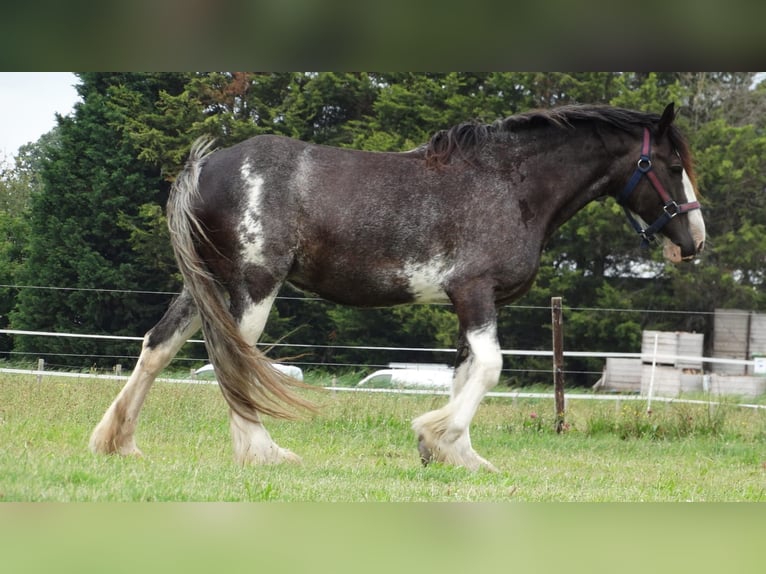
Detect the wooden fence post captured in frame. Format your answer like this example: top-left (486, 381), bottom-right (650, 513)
top-left (36, 358), bottom-right (45, 383)
top-left (551, 297), bottom-right (566, 433)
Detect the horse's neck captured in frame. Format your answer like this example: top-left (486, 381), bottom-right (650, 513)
top-left (549, 170), bottom-right (611, 229)
top-left (537, 134), bottom-right (626, 242)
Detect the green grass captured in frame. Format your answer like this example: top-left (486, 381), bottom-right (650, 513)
top-left (1, 372), bottom-right (764, 501)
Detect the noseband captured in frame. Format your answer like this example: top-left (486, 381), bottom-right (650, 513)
top-left (616, 128), bottom-right (701, 248)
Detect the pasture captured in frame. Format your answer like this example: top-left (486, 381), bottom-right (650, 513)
top-left (1, 371), bottom-right (764, 502)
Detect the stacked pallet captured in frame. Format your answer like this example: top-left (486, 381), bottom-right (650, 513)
top-left (707, 374), bottom-right (766, 398)
top-left (708, 309), bottom-right (766, 397)
top-left (639, 330), bottom-right (704, 397)
top-left (593, 312), bottom-right (766, 398)
top-left (594, 330), bottom-right (703, 395)
top-left (713, 309), bottom-right (766, 375)
top-left (594, 357), bottom-right (641, 392)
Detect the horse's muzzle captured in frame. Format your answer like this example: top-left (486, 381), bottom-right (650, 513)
top-left (663, 237), bottom-right (701, 263)
top-left (680, 239), bottom-right (705, 261)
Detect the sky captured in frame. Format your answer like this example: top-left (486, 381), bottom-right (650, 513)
top-left (0, 72), bottom-right (80, 161)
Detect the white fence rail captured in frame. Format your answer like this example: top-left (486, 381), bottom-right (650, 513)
top-left (1, 328), bottom-right (765, 411)
top-left (1, 364), bottom-right (764, 411)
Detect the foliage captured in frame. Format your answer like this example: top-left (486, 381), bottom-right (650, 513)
top-left (0, 138), bottom-right (51, 354)
top-left (2, 72), bottom-right (765, 377)
top-left (9, 74), bottom-right (185, 363)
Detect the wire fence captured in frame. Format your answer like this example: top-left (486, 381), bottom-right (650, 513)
top-left (0, 282), bottom-right (760, 379)
top-left (0, 327), bottom-right (757, 375)
top-left (0, 281), bottom-right (730, 314)
top-left (2, 282), bottom-right (765, 411)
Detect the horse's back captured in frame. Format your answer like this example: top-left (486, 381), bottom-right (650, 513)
top-left (190, 133), bottom-right (541, 307)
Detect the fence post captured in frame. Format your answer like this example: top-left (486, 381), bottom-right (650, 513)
top-left (551, 297), bottom-right (566, 433)
top-left (36, 358), bottom-right (45, 383)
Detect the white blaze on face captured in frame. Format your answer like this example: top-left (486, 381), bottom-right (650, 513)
top-left (239, 160), bottom-right (267, 265)
top-left (404, 258), bottom-right (453, 303)
top-left (682, 170), bottom-right (706, 252)
top-left (662, 169), bottom-right (705, 263)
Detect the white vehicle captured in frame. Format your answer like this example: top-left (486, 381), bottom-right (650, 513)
top-left (356, 366), bottom-right (453, 389)
top-left (194, 363), bottom-right (303, 381)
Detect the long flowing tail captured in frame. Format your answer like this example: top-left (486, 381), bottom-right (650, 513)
top-left (167, 137), bottom-right (315, 421)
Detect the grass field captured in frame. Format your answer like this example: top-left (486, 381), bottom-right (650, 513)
top-left (1, 371), bottom-right (764, 501)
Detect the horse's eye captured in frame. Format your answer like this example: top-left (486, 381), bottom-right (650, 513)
top-left (670, 164), bottom-right (683, 174)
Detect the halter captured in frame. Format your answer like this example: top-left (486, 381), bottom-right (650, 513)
top-left (616, 127), bottom-right (701, 248)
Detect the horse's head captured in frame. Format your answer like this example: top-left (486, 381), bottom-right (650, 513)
top-left (616, 103), bottom-right (706, 263)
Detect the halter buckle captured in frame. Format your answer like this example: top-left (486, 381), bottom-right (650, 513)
top-left (663, 201), bottom-right (680, 217)
top-left (639, 230), bottom-right (655, 247)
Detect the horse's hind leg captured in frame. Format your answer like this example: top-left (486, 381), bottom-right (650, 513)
top-left (89, 289), bottom-right (200, 456)
top-left (412, 290), bottom-right (501, 471)
top-left (227, 287), bottom-right (302, 465)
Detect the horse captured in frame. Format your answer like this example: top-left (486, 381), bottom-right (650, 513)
top-left (89, 102), bottom-right (706, 471)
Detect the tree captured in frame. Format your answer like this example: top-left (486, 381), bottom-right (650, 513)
top-left (0, 136), bottom-right (54, 356)
top-left (10, 73), bottom-right (190, 365)
top-left (7, 72), bottom-right (764, 382)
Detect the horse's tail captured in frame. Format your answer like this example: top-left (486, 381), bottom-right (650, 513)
top-left (167, 137), bottom-right (316, 421)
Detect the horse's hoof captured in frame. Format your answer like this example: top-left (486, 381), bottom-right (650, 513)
top-left (277, 448), bottom-right (303, 465)
top-left (235, 446), bottom-right (303, 466)
top-left (417, 434), bottom-right (434, 466)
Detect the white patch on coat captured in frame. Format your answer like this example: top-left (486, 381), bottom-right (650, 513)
top-left (239, 160), bottom-right (267, 265)
top-left (293, 152), bottom-right (313, 191)
top-left (238, 289), bottom-right (278, 344)
top-left (682, 170), bottom-right (706, 251)
top-left (404, 258), bottom-right (453, 303)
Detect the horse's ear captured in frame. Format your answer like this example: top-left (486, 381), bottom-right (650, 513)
top-left (657, 102), bottom-right (676, 137)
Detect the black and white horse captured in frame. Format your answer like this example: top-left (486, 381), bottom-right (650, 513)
top-left (90, 103), bottom-right (705, 471)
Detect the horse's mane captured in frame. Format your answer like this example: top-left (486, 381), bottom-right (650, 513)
top-left (424, 105), bottom-right (696, 184)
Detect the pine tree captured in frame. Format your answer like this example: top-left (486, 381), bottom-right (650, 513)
top-left (10, 73), bottom-right (190, 366)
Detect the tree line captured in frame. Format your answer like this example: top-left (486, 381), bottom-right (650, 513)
top-left (1, 72), bottom-right (765, 385)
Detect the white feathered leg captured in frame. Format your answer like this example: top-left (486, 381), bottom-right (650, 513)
top-left (412, 324), bottom-right (501, 471)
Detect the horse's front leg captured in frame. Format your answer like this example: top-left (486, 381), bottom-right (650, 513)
top-left (89, 290), bottom-right (200, 456)
top-left (412, 316), bottom-right (502, 472)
